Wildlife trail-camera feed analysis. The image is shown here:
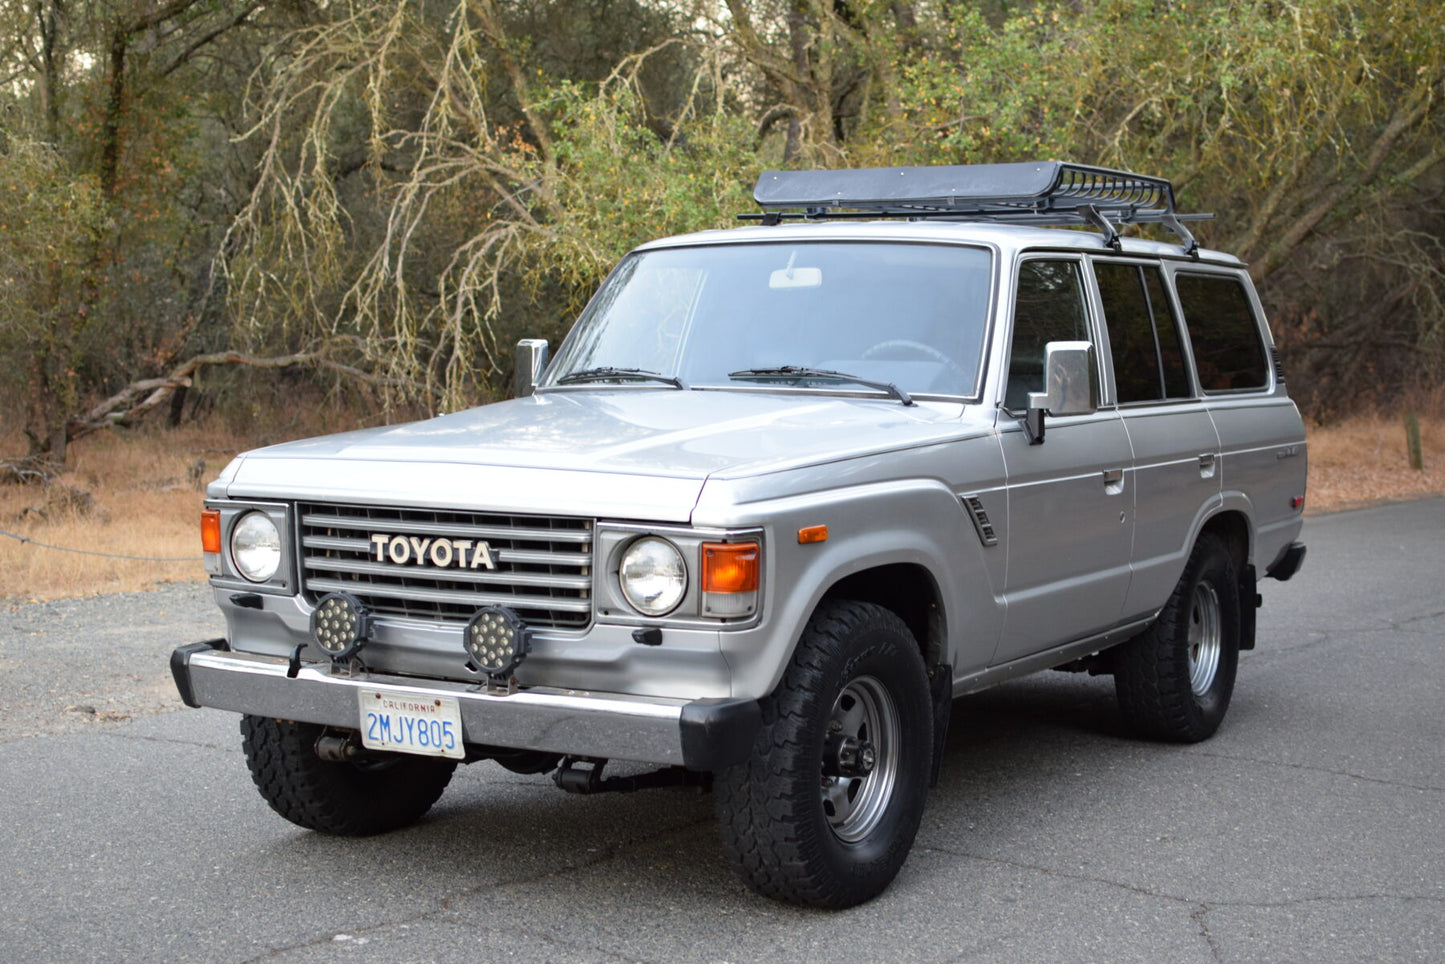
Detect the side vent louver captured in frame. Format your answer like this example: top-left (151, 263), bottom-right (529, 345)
top-left (962, 496), bottom-right (998, 547)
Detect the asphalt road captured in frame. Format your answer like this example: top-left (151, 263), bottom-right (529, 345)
top-left (2, 498), bottom-right (1441, 963)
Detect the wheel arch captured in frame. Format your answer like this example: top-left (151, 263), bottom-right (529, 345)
top-left (1198, 507), bottom-right (1252, 569)
top-left (1194, 506), bottom-right (1258, 651)
top-left (820, 562), bottom-right (947, 670)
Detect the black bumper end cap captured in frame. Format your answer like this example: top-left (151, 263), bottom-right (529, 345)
top-left (171, 638), bottom-right (228, 708)
top-left (679, 698), bottom-right (762, 772)
top-left (1266, 542), bottom-right (1307, 582)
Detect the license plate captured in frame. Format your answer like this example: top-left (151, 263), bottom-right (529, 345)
top-left (358, 689), bottom-right (465, 759)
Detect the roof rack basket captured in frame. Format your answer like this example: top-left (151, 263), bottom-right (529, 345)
top-left (745, 161), bottom-right (1210, 255)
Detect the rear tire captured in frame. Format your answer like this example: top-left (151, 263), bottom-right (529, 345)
top-left (1115, 533), bottom-right (1240, 742)
top-left (714, 600), bottom-right (932, 908)
top-left (241, 716), bottom-right (455, 836)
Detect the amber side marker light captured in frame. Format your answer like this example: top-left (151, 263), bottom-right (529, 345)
top-left (701, 542), bottom-right (760, 617)
top-left (797, 525), bottom-right (828, 544)
top-left (201, 509), bottom-right (222, 554)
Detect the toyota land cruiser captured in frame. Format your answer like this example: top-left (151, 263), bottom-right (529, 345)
top-left (172, 161), bottom-right (1307, 907)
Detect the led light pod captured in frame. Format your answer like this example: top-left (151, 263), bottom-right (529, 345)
top-left (310, 592), bottom-right (373, 660)
top-left (465, 606), bottom-right (530, 676)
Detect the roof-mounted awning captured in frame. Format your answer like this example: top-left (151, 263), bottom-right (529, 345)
top-left (745, 161), bottom-right (1210, 255)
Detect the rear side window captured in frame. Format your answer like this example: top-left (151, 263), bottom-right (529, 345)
top-left (1174, 273), bottom-right (1269, 392)
top-left (1095, 261), bottom-right (1192, 403)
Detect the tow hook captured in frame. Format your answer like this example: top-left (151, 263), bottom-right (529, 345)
top-left (552, 756), bottom-right (710, 794)
top-left (554, 756), bottom-right (608, 793)
top-left (314, 731), bottom-right (363, 763)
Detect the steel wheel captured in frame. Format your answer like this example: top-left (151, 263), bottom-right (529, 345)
top-left (714, 600), bottom-right (932, 907)
top-left (1115, 532), bottom-right (1241, 743)
top-left (1187, 583), bottom-right (1222, 696)
top-left (821, 675), bottom-right (900, 843)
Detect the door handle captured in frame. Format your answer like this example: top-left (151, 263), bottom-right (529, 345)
top-left (1102, 468), bottom-right (1124, 493)
top-left (1198, 453), bottom-right (1218, 478)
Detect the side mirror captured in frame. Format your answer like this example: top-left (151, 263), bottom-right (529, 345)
top-left (1024, 341), bottom-right (1095, 444)
top-left (514, 339), bottom-right (549, 397)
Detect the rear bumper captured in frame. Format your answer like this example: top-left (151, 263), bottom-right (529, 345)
top-left (1266, 541), bottom-right (1307, 581)
top-left (170, 641), bottom-right (759, 771)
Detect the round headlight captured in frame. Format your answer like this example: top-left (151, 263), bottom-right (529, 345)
top-left (619, 537), bottom-right (686, 616)
top-left (231, 511), bottom-right (282, 583)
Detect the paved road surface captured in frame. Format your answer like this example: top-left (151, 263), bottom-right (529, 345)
top-left (2, 499), bottom-right (1441, 962)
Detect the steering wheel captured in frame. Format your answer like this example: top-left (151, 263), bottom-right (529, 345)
top-left (861, 339), bottom-right (970, 383)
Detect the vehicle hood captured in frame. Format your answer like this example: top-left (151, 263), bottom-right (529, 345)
top-left (221, 390), bottom-right (975, 521)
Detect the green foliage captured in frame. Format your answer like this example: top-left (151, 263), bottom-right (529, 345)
top-left (2, 0), bottom-right (1440, 432)
top-left (0, 138), bottom-right (109, 442)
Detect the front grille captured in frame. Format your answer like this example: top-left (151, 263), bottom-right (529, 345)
top-left (298, 503), bottom-right (593, 629)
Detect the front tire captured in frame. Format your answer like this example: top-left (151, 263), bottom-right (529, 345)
top-left (714, 600), bottom-right (932, 908)
top-left (1115, 533), bottom-right (1241, 742)
top-left (241, 716), bottom-right (455, 836)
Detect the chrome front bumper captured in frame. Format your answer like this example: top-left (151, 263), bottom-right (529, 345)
top-left (171, 642), bottom-right (759, 770)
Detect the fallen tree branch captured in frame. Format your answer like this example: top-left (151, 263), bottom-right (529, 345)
top-left (61, 349), bottom-right (430, 448)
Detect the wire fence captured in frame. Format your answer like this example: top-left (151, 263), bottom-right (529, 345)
top-left (0, 528), bottom-right (202, 563)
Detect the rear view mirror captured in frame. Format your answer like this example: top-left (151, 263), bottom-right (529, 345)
top-left (1025, 341), bottom-right (1095, 443)
top-left (769, 266), bottom-right (822, 289)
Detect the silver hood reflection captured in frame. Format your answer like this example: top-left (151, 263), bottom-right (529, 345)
top-left (219, 390), bottom-right (976, 522)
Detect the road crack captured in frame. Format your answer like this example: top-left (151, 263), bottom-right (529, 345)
top-left (99, 729), bottom-right (237, 754)
top-left (1188, 749), bottom-right (1443, 792)
top-left (238, 817), bottom-right (715, 964)
top-left (918, 843), bottom-right (1440, 960)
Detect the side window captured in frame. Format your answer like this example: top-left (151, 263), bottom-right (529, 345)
top-left (1095, 261), bottom-right (1192, 403)
top-left (1006, 260), bottom-right (1090, 410)
top-left (1174, 273), bottom-right (1269, 392)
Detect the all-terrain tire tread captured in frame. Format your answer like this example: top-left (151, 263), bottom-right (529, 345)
top-left (1114, 533), bottom-right (1239, 743)
top-left (714, 600), bottom-right (930, 908)
top-left (240, 716), bottom-right (454, 836)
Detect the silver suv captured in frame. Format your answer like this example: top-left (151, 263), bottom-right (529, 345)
top-left (172, 162), bottom-right (1307, 908)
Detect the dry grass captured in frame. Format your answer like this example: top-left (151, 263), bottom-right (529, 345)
top-left (1305, 410), bottom-right (1444, 514)
top-left (0, 421), bottom-right (250, 603)
top-left (2, 408), bottom-right (1441, 602)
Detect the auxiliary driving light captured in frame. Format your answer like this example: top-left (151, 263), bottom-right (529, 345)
top-left (464, 606), bottom-right (530, 677)
top-left (310, 592), bottom-right (373, 661)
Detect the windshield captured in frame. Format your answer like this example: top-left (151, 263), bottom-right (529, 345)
top-left (544, 241), bottom-right (994, 398)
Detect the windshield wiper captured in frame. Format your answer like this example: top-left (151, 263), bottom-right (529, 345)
top-left (728, 366), bottom-right (913, 406)
top-left (555, 367), bottom-right (688, 389)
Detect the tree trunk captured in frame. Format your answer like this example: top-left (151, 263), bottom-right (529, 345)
top-left (100, 25), bottom-right (127, 199)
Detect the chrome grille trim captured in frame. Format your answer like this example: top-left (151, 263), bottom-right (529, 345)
top-left (301, 512), bottom-right (593, 543)
top-left (301, 556), bottom-right (592, 590)
top-left (298, 503), bottom-right (593, 628)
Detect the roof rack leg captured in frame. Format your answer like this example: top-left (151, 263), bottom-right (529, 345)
top-left (1161, 211), bottom-right (1199, 258)
top-left (1078, 204), bottom-right (1121, 250)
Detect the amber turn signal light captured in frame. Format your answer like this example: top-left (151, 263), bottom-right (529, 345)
top-left (797, 525), bottom-right (828, 544)
top-left (701, 542), bottom-right (759, 594)
top-left (201, 509), bottom-right (222, 554)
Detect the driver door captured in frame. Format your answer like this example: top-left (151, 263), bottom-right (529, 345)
top-left (994, 257), bottom-right (1134, 665)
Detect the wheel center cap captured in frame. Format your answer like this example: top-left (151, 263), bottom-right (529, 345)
top-left (823, 733), bottom-right (877, 778)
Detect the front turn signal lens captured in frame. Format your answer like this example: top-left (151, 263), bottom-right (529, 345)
top-left (201, 509), bottom-right (222, 554)
top-left (702, 542), bottom-right (759, 593)
top-left (702, 542), bottom-right (759, 618)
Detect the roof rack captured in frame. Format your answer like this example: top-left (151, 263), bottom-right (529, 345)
top-left (743, 161), bottom-right (1211, 255)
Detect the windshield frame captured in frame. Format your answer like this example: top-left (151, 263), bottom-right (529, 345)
top-left (540, 237), bottom-right (1000, 405)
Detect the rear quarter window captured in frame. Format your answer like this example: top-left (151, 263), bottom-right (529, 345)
top-left (1174, 273), bottom-right (1270, 393)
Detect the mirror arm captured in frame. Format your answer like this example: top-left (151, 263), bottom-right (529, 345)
top-left (514, 339), bottom-right (550, 397)
top-left (1023, 392), bottom-right (1048, 445)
